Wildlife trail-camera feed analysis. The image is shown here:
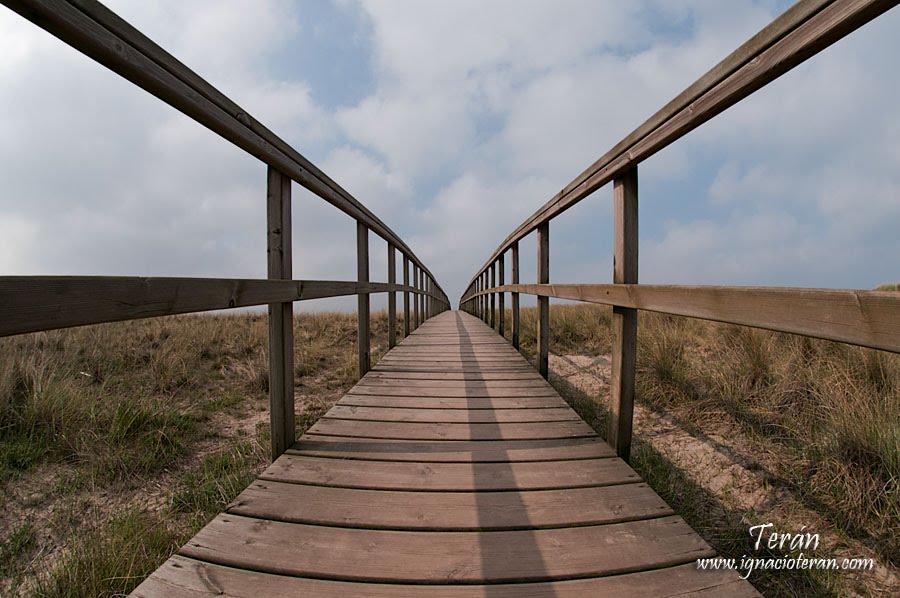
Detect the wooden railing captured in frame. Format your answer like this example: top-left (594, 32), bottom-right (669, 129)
top-left (460, 0), bottom-right (900, 462)
top-left (0, 0), bottom-right (449, 460)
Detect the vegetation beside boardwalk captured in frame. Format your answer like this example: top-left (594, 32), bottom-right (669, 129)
top-left (0, 311), bottom-right (394, 596)
top-left (1, 304), bottom-right (897, 595)
top-left (509, 303), bottom-right (898, 595)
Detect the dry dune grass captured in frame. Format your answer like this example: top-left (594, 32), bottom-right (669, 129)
top-left (0, 310), bottom-right (398, 595)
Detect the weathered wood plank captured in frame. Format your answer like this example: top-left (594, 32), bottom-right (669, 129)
top-left (324, 406), bottom-right (581, 424)
top-left (0, 278), bottom-right (423, 338)
top-left (306, 419), bottom-right (596, 441)
top-left (260, 455), bottom-right (634, 491)
top-left (135, 555), bottom-right (760, 597)
top-left (347, 386), bottom-right (559, 398)
top-left (337, 395), bottom-right (568, 410)
top-left (469, 283), bottom-right (900, 354)
top-left (179, 514), bottom-right (711, 583)
top-left (288, 435), bottom-right (615, 462)
top-left (228, 481), bottom-right (672, 530)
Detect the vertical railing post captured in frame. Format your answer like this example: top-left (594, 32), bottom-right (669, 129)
top-left (609, 165), bottom-right (638, 462)
top-left (413, 265), bottom-right (420, 329)
top-left (481, 273), bottom-right (487, 322)
top-left (498, 253), bottom-right (505, 337)
top-left (403, 255), bottom-right (410, 337)
top-left (266, 166), bottom-right (294, 460)
top-left (489, 263), bottom-right (496, 330)
top-left (357, 222), bottom-right (370, 377)
top-left (512, 240), bottom-right (520, 350)
top-left (388, 243), bottom-right (396, 349)
top-left (537, 222), bottom-right (550, 379)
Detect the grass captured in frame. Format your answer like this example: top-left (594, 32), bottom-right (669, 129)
top-left (0, 309), bottom-right (399, 595)
top-left (494, 303), bottom-right (898, 593)
top-left (2, 304), bottom-right (896, 595)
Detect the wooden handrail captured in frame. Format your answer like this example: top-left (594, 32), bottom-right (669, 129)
top-left (0, 277), bottom-right (443, 338)
top-left (464, 0), bottom-right (897, 291)
top-left (461, 0), bottom-right (900, 462)
top-left (1, 0), bottom-right (449, 305)
top-left (463, 283), bottom-right (900, 355)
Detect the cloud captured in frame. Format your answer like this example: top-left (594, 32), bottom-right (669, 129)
top-left (1, 0), bottom-right (897, 310)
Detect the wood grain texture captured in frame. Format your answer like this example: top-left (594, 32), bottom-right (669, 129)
top-left (288, 435), bottom-right (615, 462)
top-left (306, 419), bottom-right (597, 441)
top-left (357, 223), bottom-right (370, 377)
top-left (134, 555), bottom-right (760, 597)
top-left (537, 222), bottom-right (550, 378)
top-left (324, 405), bottom-right (581, 424)
top-left (266, 167), bottom-right (294, 459)
top-left (136, 312), bottom-right (756, 595)
top-left (388, 243), bottom-right (397, 348)
top-left (179, 514), bottom-right (712, 583)
top-left (512, 240), bottom-right (520, 349)
top-left (0, 277), bottom-right (428, 338)
top-left (465, 283), bottom-right (900, 354)
top-left (228, 481), bottom-right (672, 530)
top-left (609, 166), bottom-right (638, 461)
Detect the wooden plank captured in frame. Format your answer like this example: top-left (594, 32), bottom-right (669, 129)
top-left (228, 481), bottom-right (672, 530)
top-left (260, 455), bottom-right (634, 491)
top-left (306, 419), bottom-right (596, 441)
top-left (472, 283), bottom-right (900, 354)
top-left (356, 378), bottom-right (555, 388)
top-left (347, 385), bottom-right (558, 398)
top-left (135, 555), bottom-right (760, 597)
top-left (610, 166), bottom-right (638, 462)
top-left (388, 243), bottom-right (396, 348)
top-left (337, 395), bottom-right (568, 410)
top-left (324, 406), bottom-right (581, 424)
top-left (361, 371), bottom-right (542, 381)
top-left (289, 435), bottom-right (615, 462)
top-left (266, 167), bottom-right (293, 459)
top-left (462, 0), bottom-right (894, 291)
top-left (537, 222), bottom-right (550, 378)
top-left (179, 514), bottom-right (711, 583)
top-left (357, 223), bottom-right (370, 377)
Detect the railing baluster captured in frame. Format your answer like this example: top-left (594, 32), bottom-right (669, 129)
top-left (413, 265), bottom-right (420, 329)
top-left (498, 253), bottom-right (505, 337)
top-left (266, 166), bottom-right (294, 459)
top-left (537, 222), bottom-right (549, 379)
top-left (490, 263), bottom-right (496, 329)
top-left (388, 243), bottom-right (396, 349)
top-left (512, 241), bottom-right (520, 350)
top-left (403, 255), bottom-right (410, 337)
top-left (357, 222), bottom-right (370, 377)
top-left (609, 165), bottom-right (638, 462)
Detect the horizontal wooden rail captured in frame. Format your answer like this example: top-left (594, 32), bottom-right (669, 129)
top-left (1, 0), bottom-right (447, 304)
top-left (462, 283), bottom-right (900, 354)
top-left (464, 0), bottom-right (898, 291)
top-left (0, 276), bottom-right (445, 338)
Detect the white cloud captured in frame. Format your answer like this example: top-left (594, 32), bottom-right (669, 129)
top-left (1, 0), bottom-right (897, 308)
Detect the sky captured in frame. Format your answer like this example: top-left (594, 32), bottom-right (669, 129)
top-left (1, 0), bottom-right (898, 312)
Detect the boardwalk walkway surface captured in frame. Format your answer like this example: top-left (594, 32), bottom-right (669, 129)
top-left (134, 311), bottom-right (758, 597)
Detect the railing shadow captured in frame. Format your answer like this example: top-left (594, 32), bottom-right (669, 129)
top-left (453, 312), bottom-right (557, 595)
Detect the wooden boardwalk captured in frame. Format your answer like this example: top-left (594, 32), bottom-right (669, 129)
top-left (134, 311), bottom-right (758, 597)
